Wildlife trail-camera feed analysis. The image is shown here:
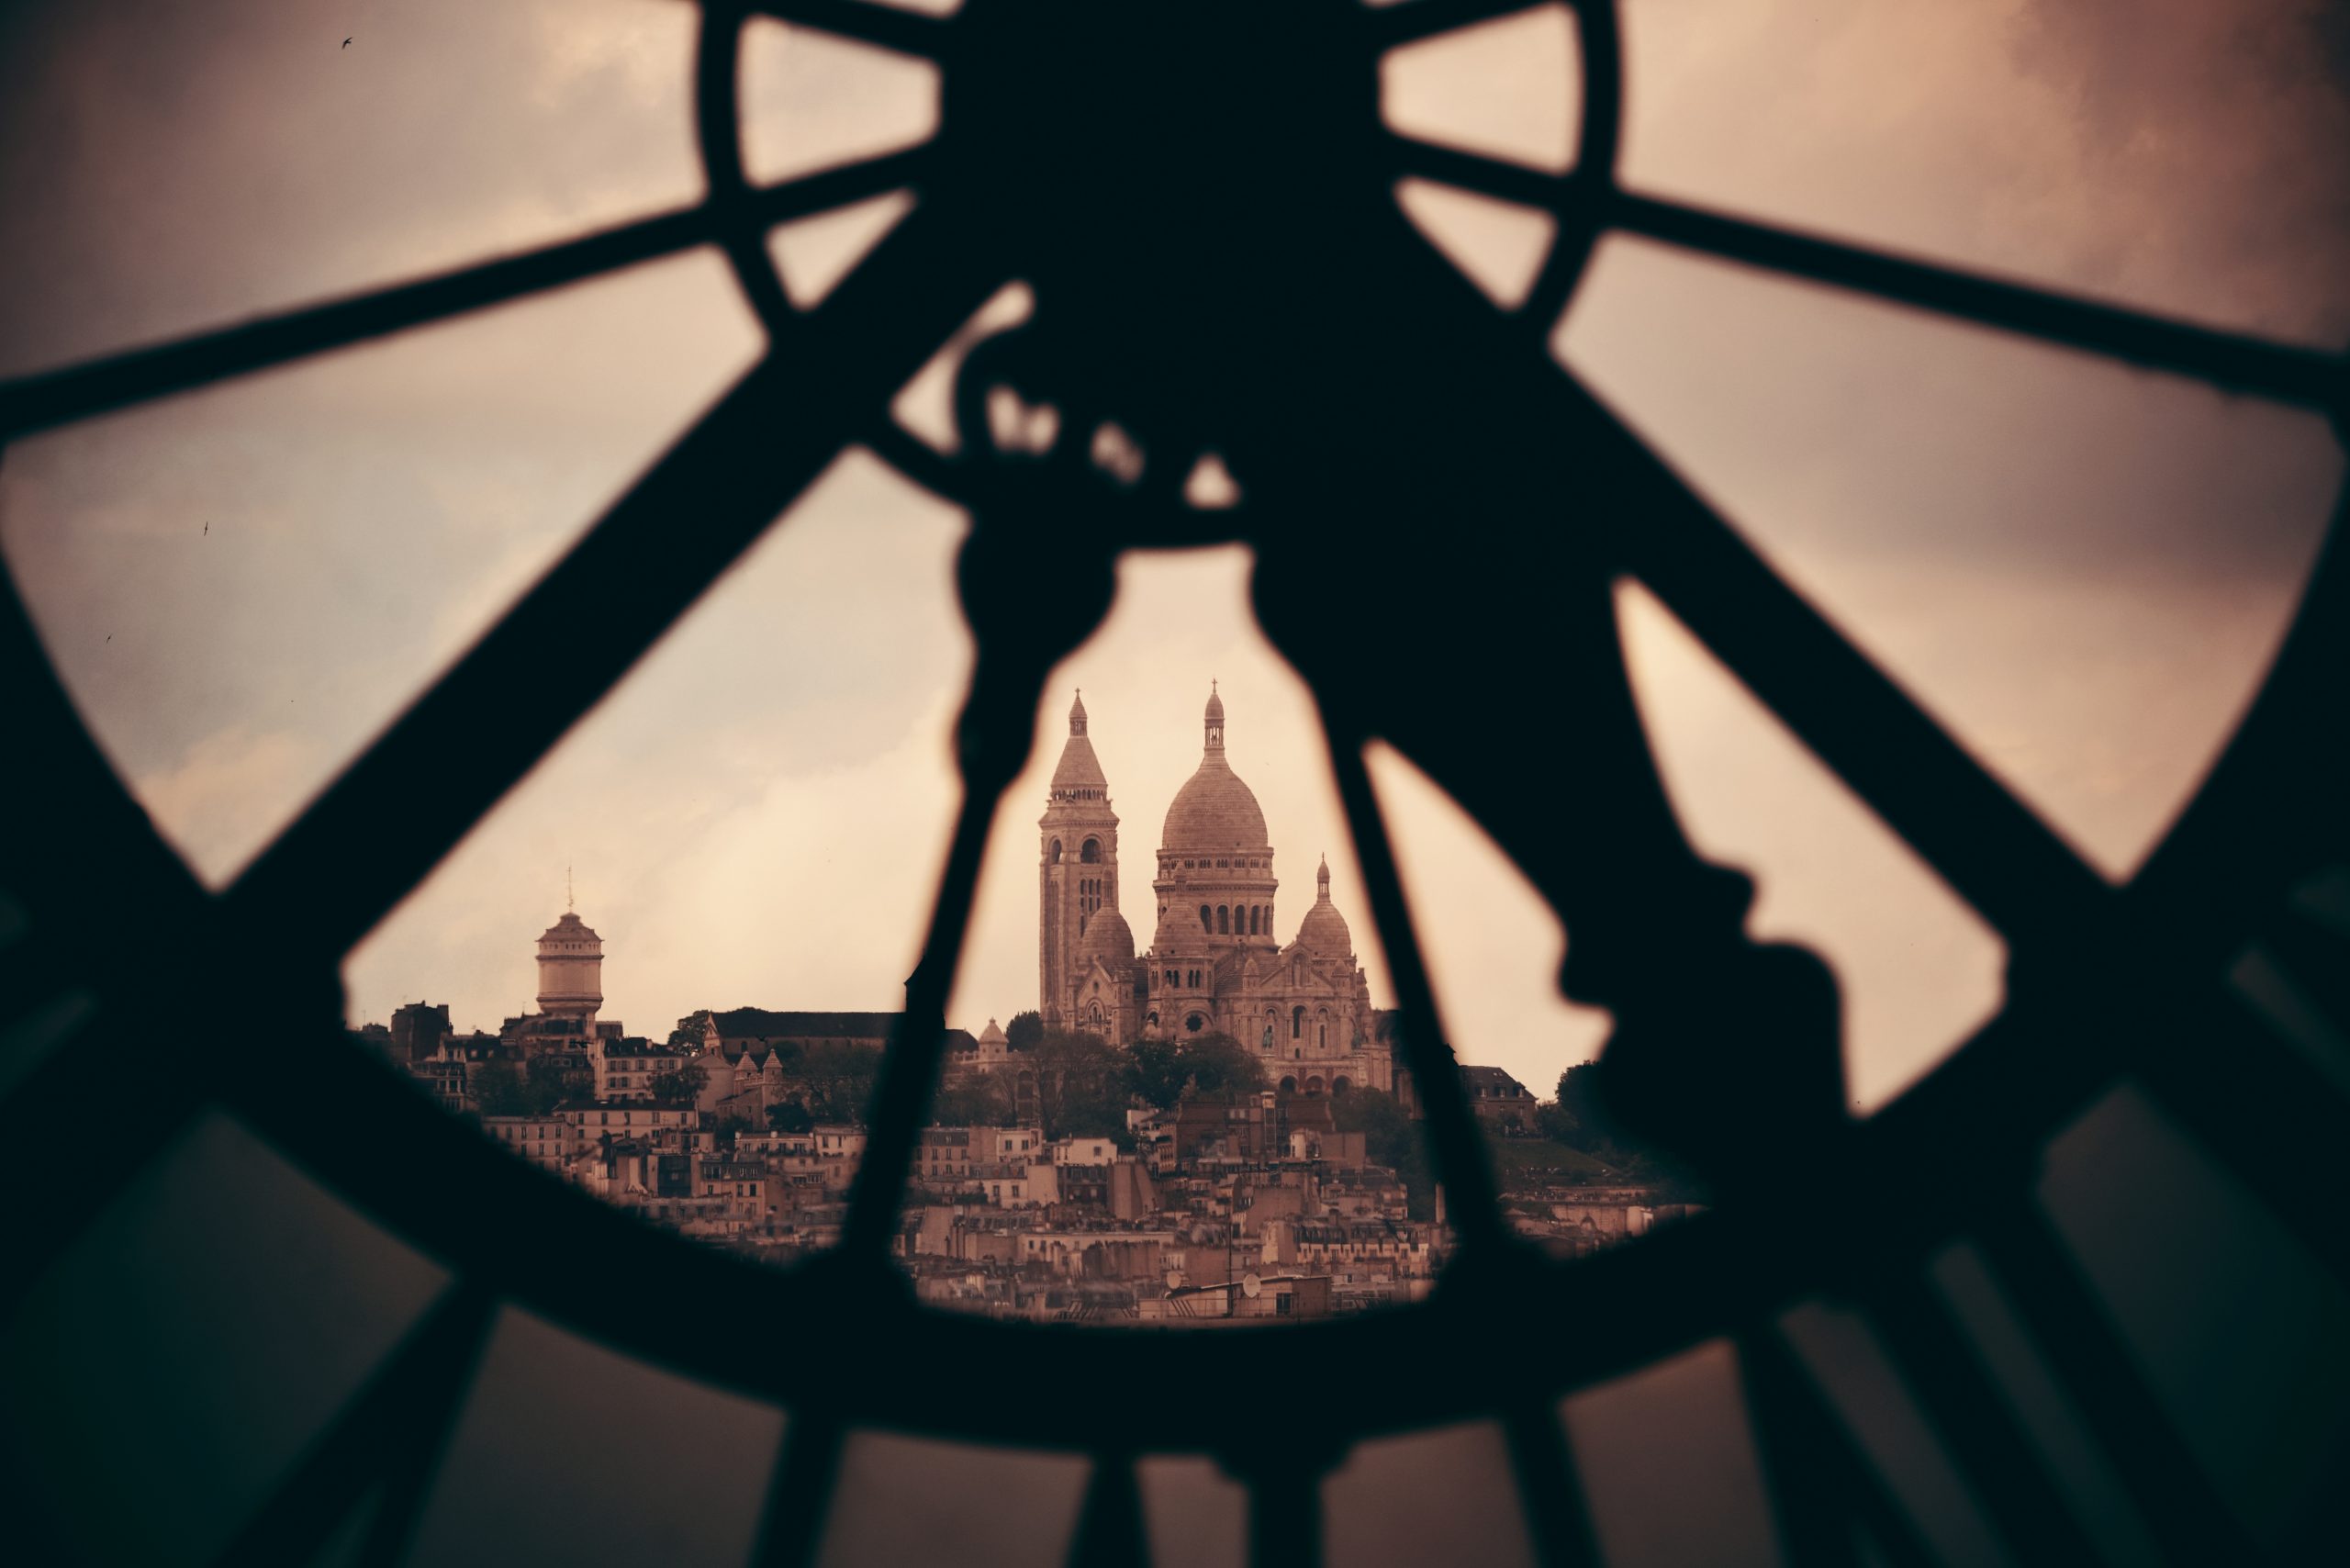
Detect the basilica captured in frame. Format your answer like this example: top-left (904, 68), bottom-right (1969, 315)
top-left (1039, 686), bottom-right (1393, 1096)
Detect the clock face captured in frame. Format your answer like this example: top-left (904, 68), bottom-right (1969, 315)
top-left (4, 1), bottom-right (2349, 1564)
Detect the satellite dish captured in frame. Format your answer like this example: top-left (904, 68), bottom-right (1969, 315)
top-left (1240, 1272), bottom-right (1262, 1298)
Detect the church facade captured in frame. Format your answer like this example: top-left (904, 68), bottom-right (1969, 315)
top-left (1039, 688), bottom-right (1393, 1096)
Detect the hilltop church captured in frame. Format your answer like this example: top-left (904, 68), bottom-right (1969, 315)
top-left (1038, 686), bottom-right (1393, 1096)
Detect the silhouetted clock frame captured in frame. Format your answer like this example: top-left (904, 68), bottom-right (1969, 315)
top-left (3, 3), bottom-right (2346, 1564)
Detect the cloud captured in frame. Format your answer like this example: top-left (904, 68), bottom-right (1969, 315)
top-left (130, 726), bottom-right (326, 885)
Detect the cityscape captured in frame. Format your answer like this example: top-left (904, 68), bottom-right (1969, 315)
top-left (355, 688), bottom-right (1700, 1321)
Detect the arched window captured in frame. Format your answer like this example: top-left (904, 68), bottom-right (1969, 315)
top-left (1292, 1006), bottom-right (1304, 1038)
top-left (1199, 905), bottom-right (1212, 932)
top-left (1216, 905), bottom-right (1230, 934)
top-left (1049, 839), bottom-right (1062, 864)
top-left (1305, 1076), bottom-right (1324, 1095)
top-left (1333, 1076), bottom-right (1352, 1096)
top-left (1279, 1076), bottom-right (1297, 1093)
top-left (1080, 838), bottom-right (1102, 864)
top-left (1247, 906), bottom-right (1259, 935)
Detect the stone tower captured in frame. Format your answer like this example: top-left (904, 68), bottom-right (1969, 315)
top-left (535, 907), bottom-right (604, 1022)
top-left (1039, 690), bottom-right (1121, 1025)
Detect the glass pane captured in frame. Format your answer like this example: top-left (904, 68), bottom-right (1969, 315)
top-left (1323, 1421), bottom-right (1538, 1568)
top-left (2041, 1085), bottom-right (2350, 1556)
top-left (0, 248), bottom-right (760, 885)
top-left (1777, 1300), bottom-right (2005, 1568)
top-left (1615, 580), bottom-right (2006, 1112)
top-left (341, 447), bottom-right (969, 1259)
top-left (1930, 1242), bottom-right (2164, 1566)
top-left (1137, 1455), bottom-right (1248, 1568)
top-left (404, 1308), bottom-right (782, 1565)
top-left (915, 545), bottom-right (1452, 1322)
top-left (0, 1115), bottom-right (449, 1566)
top-left (816, 1431), bottom-right (1089, 1566)
top-left (1560, 236), bottom-right (2341, 883)
top-left (1564, 1340), bottom-right (1784, 1568)
top-left (1613, 0), bottom-right (2350, 342)
top-left (0, 0), bottom-right (703, 378)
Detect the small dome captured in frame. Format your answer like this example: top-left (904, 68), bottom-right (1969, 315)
top-left (1077, 907), bottom-right (1137, 967)
top-left (1151, 901), bottom-right (1199, 954)
top-left (979, 1017), bottom-right (1008, 1047)
top-left (537, 911), bottom-right (601, 948)
top-left (1203, 682), bottom-right (1225, 727)
top-left (1294, 857), bottom-right (1352, 956)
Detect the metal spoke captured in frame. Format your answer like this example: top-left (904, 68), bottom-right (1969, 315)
top-left (1975, 1202), bottom-right (2262, 1565)
top-left (1247, 1473), bottom-right (1323, 1568)
top-left (223, 197), bottom-right (1003, 963)
top-left (0, 145), bottom-right (934, 442)
top-left (2132, 986), bottom-right (2350, 1282)
top-left (751, 0), bottom-right (959, 59)
top-left (1607, 189), bottom-right (2348, 413)
top-left (1066, 1456), bottom-right (1150, 1568)
top-left (0, 1024), bottom-right (208, 1323)
top-left (1864, 1272), bottom-right (2109, 1568)
top-left (840, 495), bottom-right (1121, 1260)
top-left (208, 1285), bottom-right (498, 1568)
top-left (751, 1410), bottom-right (848, 1568)
top-left (1738, 1327), bottom-right (1945, 1568)
top-left (1386, 132), bottom-right (1569, 211)
top-left (1499, 1402), bottom-right (1604, 1568)
top-left (1368, 0), bottom-right (1562, 51)
top-left (838, 766), bottom-right (1016, 1260)
top-left (2257, 902), bottom-right (2350, 1036)
top-left (1557, 370), bottom-right (2118, 953)
top-left (1322, 731), bottom-right (1512, 1254)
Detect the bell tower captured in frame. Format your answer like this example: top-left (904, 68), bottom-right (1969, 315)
top-left (1039, 690), bottom-right (1121, 1025)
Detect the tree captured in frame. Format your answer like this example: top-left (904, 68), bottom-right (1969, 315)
top-left (666, 1009), bottom-right (713, 1050)
top-left (1331, 1087), bottom-right (1436, 1219)
top-left (524, 1053), bottom-right (583, 1114)
top-left (1029, 1029), bottom-right (1130, 1142)
top-left (1125, 1032), bottom-right (1266, 1110)
top-left (789, 1041), bottom-right (882, 1124)
top-left (932, 1076), bottom-right (1013, 1127)
top-left (649, 1062), bottom-right (708, 1108)
top-left (1004, 1011), bottom-right (1045, 1052)
top-left (767, 1101), bottom-right (814, 1135)
top-left (471, 1060), bottom-right (530, 1118)
top-left (715, 1115), bottom-right (750, 1150)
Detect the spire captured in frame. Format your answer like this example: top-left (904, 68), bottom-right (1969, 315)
top-left (1317, 853), bottom-right (1331, 896)
top-left (1069, 688), bottom-right (1088, 737)
top-left (1203, 680), bottom-right (1225, 755)
top-left (566, 865), bottom-right (575, 912)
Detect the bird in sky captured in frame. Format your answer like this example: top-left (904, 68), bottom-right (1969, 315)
top-left (342, 38), bottom-right (352, 50)
top-left (202, 521), bottom-right (208, 535)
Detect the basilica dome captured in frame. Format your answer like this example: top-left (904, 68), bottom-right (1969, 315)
top-left (1161, 683), bottom-right (1269, 853)
top-left (1162, 762), bottom-right (1270, 852)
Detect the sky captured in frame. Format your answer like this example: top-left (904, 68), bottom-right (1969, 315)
top-left (1, 0), bottom-right (2345, 1111)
